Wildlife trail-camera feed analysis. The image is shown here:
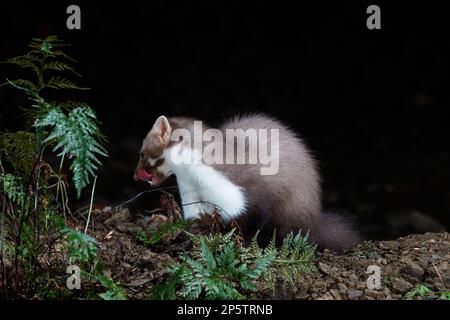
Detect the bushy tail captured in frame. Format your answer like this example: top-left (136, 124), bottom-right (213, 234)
top-left (309, 211), bottom-right (361, 253)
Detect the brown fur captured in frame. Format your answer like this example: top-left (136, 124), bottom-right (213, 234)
top-left (211, 114), bottom-right (360, 252)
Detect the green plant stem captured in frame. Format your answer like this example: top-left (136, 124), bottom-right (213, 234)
top-left (84, 175), bottom-right (97, 234)
top-left (56, 155), bottom-right (66, 221)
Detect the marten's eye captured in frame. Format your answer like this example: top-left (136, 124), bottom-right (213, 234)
top-left (154, 158), bottom-right (165, 167)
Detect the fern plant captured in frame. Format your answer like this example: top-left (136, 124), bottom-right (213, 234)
top-left (2, 35), bottom-right (107, 197)
top-left (0, 36), bottom-right (110, 299)
top-left (150, 230), bottom-right (316, 300)
top-left (152, 230), bottom-right (274, 300)
top-left (95, 274), bottom-right (127, 300)
top-left (246, 231), bottom-right (317, 288)
top-left (0, 172), bottom-right (26, 207)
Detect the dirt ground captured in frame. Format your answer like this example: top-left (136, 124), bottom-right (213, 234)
top-left (83, 201), bottom-right (449, 300)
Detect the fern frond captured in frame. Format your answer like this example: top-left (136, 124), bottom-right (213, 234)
top-left (200, 239), bottom-right (217, 270)
top-left (248, 252), bottom-right (275, 279)
top-left (0, 173), bottom-right (25, 206)
top-left (4, 55), bottom-right (40, 74)
top-left (6, 78), bottom-right (38, 93)
top-left (57, 100), bottom-right (91, 112)
top-left (0, 131), bottom-right (37, 179)
top-left (34, 106), bottom-right (108, 197)
top-left (28, 36), bottom-right (71, 56)
top-left (45, 76), bottom-right (88, 90)
top-left (43, 61), bottom-right (81, 76)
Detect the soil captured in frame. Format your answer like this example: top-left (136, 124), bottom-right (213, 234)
top-left (79, 198), bottom-right (449, 300)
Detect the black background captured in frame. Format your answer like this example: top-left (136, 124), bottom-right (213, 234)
top-left (1, 1), bottom-right (449, 240)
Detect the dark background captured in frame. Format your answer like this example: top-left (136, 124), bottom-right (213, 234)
top-left (1, 1), bottom-right (449, 240)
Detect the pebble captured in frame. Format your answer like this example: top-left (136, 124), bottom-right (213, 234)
top-left (142, 249), bottom-right (156, 262)
top-left (337, 283), bottom-right (348, 293)
top-left (391, 278), bottom-right (414, 293)
top-left (317, 293), bottom-right (334, 300)
top-left (318, 262), bottom-right (334, 275)
top-left (329, 289), bottom-right (341, 300)
top-left (365, 289), bottom-right (383, 298)
top-left (404, 261), bottom-right (425, 280)
top-left (347, 289), bottom-right (363, 300)
top-left (349, 273), bottom-right (359, 281)
top-left (429, 254), bottom-right (441, 263)
top-left (116, 223), bottom-right (142, 233)
top-left (104, 208), bottom-right (130, 225)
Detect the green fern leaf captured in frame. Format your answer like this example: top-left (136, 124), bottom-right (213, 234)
top-left (0, 173), bottom-right (25, 206)
top-left (43, 61), bottom-right (81, 76)
top-left (45, 76), bottom-right (88, 90)
top-left (34, 106), bottom-right (108, 197)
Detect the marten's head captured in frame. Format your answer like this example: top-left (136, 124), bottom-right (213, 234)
top-left (134, 116), bottom-right (173, 187)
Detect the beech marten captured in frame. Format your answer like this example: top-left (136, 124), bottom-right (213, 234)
top-left (134, 114), bottom-right (360, 253)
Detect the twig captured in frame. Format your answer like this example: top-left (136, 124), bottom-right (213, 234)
top-left (432, 263), bottom-right (448, 289)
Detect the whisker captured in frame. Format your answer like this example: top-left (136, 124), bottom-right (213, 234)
top-left (114, 185), bottom-right (179, 209)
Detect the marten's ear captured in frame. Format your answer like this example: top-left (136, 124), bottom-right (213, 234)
top-left (151, 115), bottom-right (172, 145)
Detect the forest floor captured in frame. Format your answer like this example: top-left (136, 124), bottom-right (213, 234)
top-left (78, 195), bottom-right (449, 300)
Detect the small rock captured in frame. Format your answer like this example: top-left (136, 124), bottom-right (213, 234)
top-left (429, 254), bottom-right (441, 263)
top-left (142, 250), bottom-right (156, 262)
top-left (316, 293), bottom-right (334, 300)
top-left (357, 283), bottom-right (367, 290)
top-left (116, 222), bottom-right (142, 233)
top-left (404, 261), bottom-right (424, 280)
top-left (337, 283), bottom-right (348, 293)
top-left (318, 262), bottom-right (334, 275)
top-left (349, 273), bottom-right (359, 281)
top-left (347, 289), bottom-right (363, 300)
top-left (365, 289), bottom-right (383, 298)
top-left (105, 208), bottom-right (130, 225)
top-left (391, 278), bottom-right (414, 293)
top-left (329, 289), bottom-right (341, 300)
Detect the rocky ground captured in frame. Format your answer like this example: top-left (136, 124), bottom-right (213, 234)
top-left (79, 197), bottom-right (449, 300)
top-left (295, 232), bottom-right (449, 300)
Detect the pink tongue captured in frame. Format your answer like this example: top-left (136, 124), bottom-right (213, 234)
top-left (137, 168), bottom-right (153, 181)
